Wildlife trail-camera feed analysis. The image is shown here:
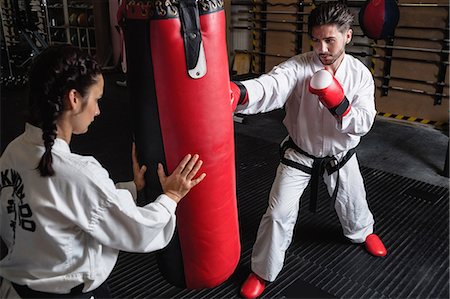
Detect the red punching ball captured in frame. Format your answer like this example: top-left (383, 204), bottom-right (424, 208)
top-left (121, 0), bottom-right (240, 289)
top-left (359, 0), bottom-right (400, 40)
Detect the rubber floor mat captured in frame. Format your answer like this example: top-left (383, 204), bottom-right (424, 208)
top-left (108, 134), bottom-right (449, 299)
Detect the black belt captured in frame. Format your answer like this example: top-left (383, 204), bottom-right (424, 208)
top-left (11, 280), bottom-right (111, 299)
top-left (280, 137), bottom-right (356, 213)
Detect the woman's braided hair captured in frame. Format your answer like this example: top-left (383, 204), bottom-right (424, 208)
top-left (28, 44), bottom-right (102, 177)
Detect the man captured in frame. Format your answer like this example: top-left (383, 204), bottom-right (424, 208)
top-left (231, 2), bottom-right (387, 298)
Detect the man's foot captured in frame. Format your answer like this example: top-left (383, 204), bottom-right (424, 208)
top-left (365, 234), bottom-right (387, 257)
top-left (240, 272), bottom-right (266, 299)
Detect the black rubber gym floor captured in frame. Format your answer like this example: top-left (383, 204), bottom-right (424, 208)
top-left (108, 133), bottom-right (449, 299)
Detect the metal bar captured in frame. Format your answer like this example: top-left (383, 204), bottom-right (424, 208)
top-left (353, 42), bottom-right (450, 54)
top-left (235, 49), bottom-right (291, 59)
top-left (250, 0), bottom-right (259, 74)
top-left (238, 17), bottom-right (307, 25)
top-left (443, 142), bottom-right (449, 178)
top-left (435, 16), bottom-right (449, 105)
top-left (374, 75), bottom-right (449, 88)
top-left (396, 25), bottom-right (449, 32)
top-left (393, 35), bottom-right (449, 43)
top-left (236, 49), bottom-right (450, 67)
top-left (0, 6), bottom-right (13, 76)
top-left (341, 2), bottom-right (450, 8)
top-left (231, 0), bottom-right (313, 6)
top-left (347, 51), bottom-right (449, 65)
top-left (295, 0), bottom-right (304, 54)
top-left (238, 9), bottom-right (309, 15)
top-left (232, 25), bottom-right (308, 34)
top-left (234, 1), bottom-right (449, 7)
top-left (260, 1), bottom-right (267, 72)
top-left (398, 3), bottom-right (450, 7)
top-left (379, 85), bottom-right (447, 97)
top-left (381, 38), bottom-right (395, 96)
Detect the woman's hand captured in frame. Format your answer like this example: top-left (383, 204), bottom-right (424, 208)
top-left (132, 143), bottom-right (147, 191)
top-left (157, 154), bottom-right (206, 203)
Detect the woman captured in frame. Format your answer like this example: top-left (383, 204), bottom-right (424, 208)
top-left (0, 44), bottom-right (206, 298)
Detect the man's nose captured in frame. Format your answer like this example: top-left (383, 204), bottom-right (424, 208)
top-left (318, 41), bottom-right (328, 53)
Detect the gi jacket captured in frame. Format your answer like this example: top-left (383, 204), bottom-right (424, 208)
top-left (0, 124), bottom-right (177, 294)
top-left (237, 52), bottom-right (376, 159)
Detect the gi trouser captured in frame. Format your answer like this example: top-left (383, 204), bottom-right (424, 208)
top-left (251, 139), bottom-right (375, 282)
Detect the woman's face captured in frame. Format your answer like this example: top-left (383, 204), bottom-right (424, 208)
top-left (72, 74), bottom-right (104, 134)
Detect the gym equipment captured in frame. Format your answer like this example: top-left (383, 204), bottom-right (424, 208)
top-left (309, 69), bottom-right (351, 119)
top-left (120, 0), bottom-right (240, 289)
top-left (0, 0), bottom-right (48, 86)
top-left (77, 12), bottom-right (88, 27)
top-left (359, 0), bottom-right (400, 40)
top-left (69, 12), bottom-right (78, 26)
top-left (70, 32), bottom-right (78, 46)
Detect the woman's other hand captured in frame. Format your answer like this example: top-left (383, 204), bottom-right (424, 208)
top-left (132, 143), bottom-right (147, 191)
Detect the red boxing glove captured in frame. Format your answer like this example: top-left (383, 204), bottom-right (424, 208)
top-left (230, 81), bottom-right (249, 110)
top-left (309, 69), bottom-right (351, 119)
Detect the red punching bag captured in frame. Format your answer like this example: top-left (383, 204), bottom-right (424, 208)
top-left (120, 0), bottom-right (240, 289)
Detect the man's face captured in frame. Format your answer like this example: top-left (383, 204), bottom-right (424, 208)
top-left (311, 24), bottom-right (352, 66)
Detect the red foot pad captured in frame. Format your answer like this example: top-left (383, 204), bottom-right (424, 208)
top-left (365, 234), bottom-right (387, 257)
top-left (240, 273), bottom-right (266, 299)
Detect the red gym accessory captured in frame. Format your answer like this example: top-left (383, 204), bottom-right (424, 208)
top-left (365, 234), bottom-right (387, 257)
top-left (359, 0), bottom-right (400, 40)
top-left (241, 273), bottom-right (266, 299)
top-left (121, 0), bottom-right (240, 289)
top-left (230, 81), bottom-right (249, 109)
top-left (309, 69), bottom-right (351, 119)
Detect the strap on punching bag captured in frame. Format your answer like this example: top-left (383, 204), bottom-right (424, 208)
top-left (179, 0), bottom-right (207, 79)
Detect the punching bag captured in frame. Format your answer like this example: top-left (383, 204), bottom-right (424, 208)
top-left (359, 0), bottom-right (400, 39)
top-left (119, 0), bottom-right (241, 289)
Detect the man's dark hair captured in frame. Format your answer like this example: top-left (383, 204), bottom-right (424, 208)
top-left (308, 2), bottom-right (354, 36)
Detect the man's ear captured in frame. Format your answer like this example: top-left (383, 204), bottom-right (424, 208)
top-left (346, 28), bottom-right (353, 44)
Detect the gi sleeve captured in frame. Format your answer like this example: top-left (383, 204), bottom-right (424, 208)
top-left (92, 191), bottom-right (177, 253)
top-left (73, 160), bottom-right (177, 253)
top-left (338, 70), bottom-right (377, 136)
top-left (236, 57), bottom-right (300, 114)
